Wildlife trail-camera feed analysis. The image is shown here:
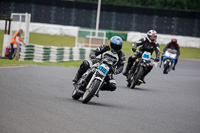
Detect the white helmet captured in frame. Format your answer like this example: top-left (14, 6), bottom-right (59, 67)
top-left (147, 30), bottom-right (157, 43)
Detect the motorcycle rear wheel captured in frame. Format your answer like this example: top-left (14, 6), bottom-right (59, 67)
top-left (163, 61), bottom-right (170, 74)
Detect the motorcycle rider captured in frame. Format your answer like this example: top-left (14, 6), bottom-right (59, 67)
top-left (160, 38), bottom-right (180, 70)
top-left (72, 36), bottom-right (126, 94)
top-left (122, 30), bottom-right (160, 83)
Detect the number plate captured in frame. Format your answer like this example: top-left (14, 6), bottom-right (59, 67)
top-left (165, 51), bottom-right (176, 59)
top-left (142, 52), bottom-right (151, 60)
top-left (98, 64), bottom-right (109, 75)
top-left (170, 54), bottom-right (177, 59)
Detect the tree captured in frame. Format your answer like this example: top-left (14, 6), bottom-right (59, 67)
top-left (76, 0), bottom-right (200, 11)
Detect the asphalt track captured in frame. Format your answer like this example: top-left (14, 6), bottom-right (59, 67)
top-left (0, 59), bottom-right (200, 133)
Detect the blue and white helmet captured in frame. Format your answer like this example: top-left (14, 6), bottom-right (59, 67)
top-left (109, 36), bottom-right (123, 52)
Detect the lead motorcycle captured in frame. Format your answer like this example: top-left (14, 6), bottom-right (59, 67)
top-left (126, 51), bottom-right (155, 89)
top-left (161, 48), bottom-right (177, 74)
top-left (72, 50), bottom-right (119, 104)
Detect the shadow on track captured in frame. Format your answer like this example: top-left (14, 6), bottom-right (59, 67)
top-left (64, 97), bottom-right (132, 110)
top-left (118, 85), bottom-right (152, 92)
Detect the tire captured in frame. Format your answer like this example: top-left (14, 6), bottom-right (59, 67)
top-left (130, 67), bottom-right (144, 89)
top-left (127, 82), bottom-right (131, 87)
top-left (82, 79), bottom-right (101, 104)
top-left (163, 61), bottom-right (170, 74)
top-left (72, 89), bottom-right (82, 100)
top-left (127, 73), bottom-right (133, 87)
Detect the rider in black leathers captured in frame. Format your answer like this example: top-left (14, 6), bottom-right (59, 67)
top-left (123, 30), bottom-right (160, 83)
top-left (72, 36), bottom-right (126, 93)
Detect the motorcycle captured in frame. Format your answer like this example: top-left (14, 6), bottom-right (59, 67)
top-left (72, 50), bottom-right (119, 104)
top-left (161, 48), bottom-right (177, 74)
top-left (126, 51), bottom-right (154, 89)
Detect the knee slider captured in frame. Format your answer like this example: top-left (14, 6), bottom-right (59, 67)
top-left (78, 60), bottom-right (90, 75)
top-left (80, 60), bottom-right (90, 69)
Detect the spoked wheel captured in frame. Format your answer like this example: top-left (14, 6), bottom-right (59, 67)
top-left (82, 79), bottom-right (101, 104)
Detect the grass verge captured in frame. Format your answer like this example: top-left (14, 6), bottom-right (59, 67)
top-left (0, 59), bottom-right (82, 68)
top-left (0, 30), bottom-right (199, 67)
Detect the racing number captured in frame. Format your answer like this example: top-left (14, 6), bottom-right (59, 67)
top-left (100, 67), bottom-right (107, 74)
top-left (143, 54), bottom-right (149, 59)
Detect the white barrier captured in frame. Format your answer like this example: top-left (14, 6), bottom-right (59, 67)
top-left (0, 20), bottom-right (79, 37)
top-left (1, 20), bottom-right (199, 48)
top-left (127, 31), bottom-right (200, 48)
top-left (19, 44), bottom-right (94, 62)
top-left (30, 23), bottom-right (79, 37)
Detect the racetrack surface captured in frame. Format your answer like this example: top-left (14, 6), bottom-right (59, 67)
top-left (0, 59), bottom-right (200, 133)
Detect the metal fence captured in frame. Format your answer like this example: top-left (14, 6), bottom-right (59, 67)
top-left (1, 0), bottom-right (199, 37)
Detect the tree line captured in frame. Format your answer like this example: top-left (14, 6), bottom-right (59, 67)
top-left (76, 0), bottom-right (200, 11)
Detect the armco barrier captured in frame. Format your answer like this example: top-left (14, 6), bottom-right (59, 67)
top-left (19, 44), bottom-right (94, 62)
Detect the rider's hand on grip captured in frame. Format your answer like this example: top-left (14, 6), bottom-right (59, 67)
top-left (109, 67), bottom-right (115, 74)
top-left (132, 47), bottom-right (136, 52)
top-left (90, 54), bottom-right (96, 59)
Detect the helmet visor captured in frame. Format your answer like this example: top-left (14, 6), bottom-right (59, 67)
top-left (149, 36), bottom-right (156, 41)
top-left (110, 43), bottom-right (122, 51)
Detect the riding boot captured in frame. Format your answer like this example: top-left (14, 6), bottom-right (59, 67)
top-left (172, 59), bottom-right (178, 70)
top-left (123, 55), bottom-right (137, 76)
top-left (122, 64), bottom-right (131, 76)
top-left (159, 60), bottom-right (162, 68)
top-left (72, 73), bottom-right (81, 85)
top-left (140, 71), bottom-right (149, 84)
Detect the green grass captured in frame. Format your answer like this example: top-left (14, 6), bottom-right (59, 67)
top-left (0, 59), bottom-right (82, 67)
top-left (0, 30), bottom-right (76, 53)
top-left (29, 32), bottom-right (75, 47)
top-left (0, 30), bottom-right (199, 67)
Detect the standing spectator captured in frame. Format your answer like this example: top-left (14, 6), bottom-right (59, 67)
top-left (9, 29), bottom-right (25, 59)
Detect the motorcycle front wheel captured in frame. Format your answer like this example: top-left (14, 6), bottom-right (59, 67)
top-left (82, 79), bottom-right (101, 104)
top-left (130, 67), bottom-right (144, 89)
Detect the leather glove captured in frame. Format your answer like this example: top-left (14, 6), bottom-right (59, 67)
top-left (90, 54), bottom-right (96, 59)
top-left (132, 47), bottom-right (136, 52)
top-left (154, 58), bottom-right (159, 62)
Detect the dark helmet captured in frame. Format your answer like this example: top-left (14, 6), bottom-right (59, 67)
top-left (109, 36), bottom-right (123, 52)
top-left (171, 38), bottom-right (177, 44)
top-left (147, 30), bottom-right (157, 43)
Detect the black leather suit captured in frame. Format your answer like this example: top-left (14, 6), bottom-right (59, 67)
top-left (161, 42), bottom-right (180, 68)
top-left (74, 45), bottom-right (126, 91)
top-left (124, 37), bottom-right (160, 76)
